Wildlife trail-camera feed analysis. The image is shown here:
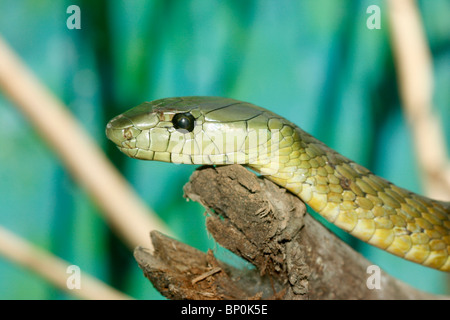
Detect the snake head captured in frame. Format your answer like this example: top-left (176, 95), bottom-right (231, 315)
top-left (106, 96), bottom-right (293, 168)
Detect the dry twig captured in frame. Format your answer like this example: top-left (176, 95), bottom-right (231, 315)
top-left (387, 0), bottom-right (450, 201)
top-left (0, 35), bottom-right (170, 249)
top-left (0, 226), bottom-right (131, 300)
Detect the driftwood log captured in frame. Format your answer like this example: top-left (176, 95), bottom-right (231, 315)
top-left (134, 165), bottom-right (442, 299)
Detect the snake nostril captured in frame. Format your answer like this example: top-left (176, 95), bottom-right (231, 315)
top-left (123, 128), bottom-right (133, 140)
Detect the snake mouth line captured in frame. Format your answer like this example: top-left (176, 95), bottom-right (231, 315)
top-left (118, 146), bottom-right (139, 158)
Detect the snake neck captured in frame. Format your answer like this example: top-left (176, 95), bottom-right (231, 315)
top-left (248, 126), bottom-right (449, 272)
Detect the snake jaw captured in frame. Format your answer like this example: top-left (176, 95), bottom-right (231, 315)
top-left (121, 138), bottom-right (136, 149)
top-left (118, 147), bottom-right (138, 158)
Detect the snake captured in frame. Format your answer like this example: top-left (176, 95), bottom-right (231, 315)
top-left (106, 96), bottom-right (450, 272)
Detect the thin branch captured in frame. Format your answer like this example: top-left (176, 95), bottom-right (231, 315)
top-left (0, 35), bottom-right (171, 250)
top-left (387, 0), bottom-right (450, 201)
top-left (0, 225), bottom-right (131, 300)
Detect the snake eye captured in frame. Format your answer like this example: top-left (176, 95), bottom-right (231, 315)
top-left (172, 112), bottom-right (195, 132)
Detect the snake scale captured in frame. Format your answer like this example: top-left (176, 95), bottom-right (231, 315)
top-left (106, 96), bottom-right (450, 272)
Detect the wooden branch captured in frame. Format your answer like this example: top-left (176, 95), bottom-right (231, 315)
top-left (135, 165), bottom-right (443, 299)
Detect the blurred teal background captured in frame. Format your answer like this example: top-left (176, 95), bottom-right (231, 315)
top-left (0, 0), bottom-right (449, 299)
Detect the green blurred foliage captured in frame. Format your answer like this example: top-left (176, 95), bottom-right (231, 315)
top-left (0, 0), bottom-right (449, 299)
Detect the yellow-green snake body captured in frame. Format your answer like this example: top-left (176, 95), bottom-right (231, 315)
top-left (106, 96), bottom-right (450, 272)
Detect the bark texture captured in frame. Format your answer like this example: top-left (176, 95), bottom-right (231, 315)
top-left (134, 165), bottom-right (443, 299)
